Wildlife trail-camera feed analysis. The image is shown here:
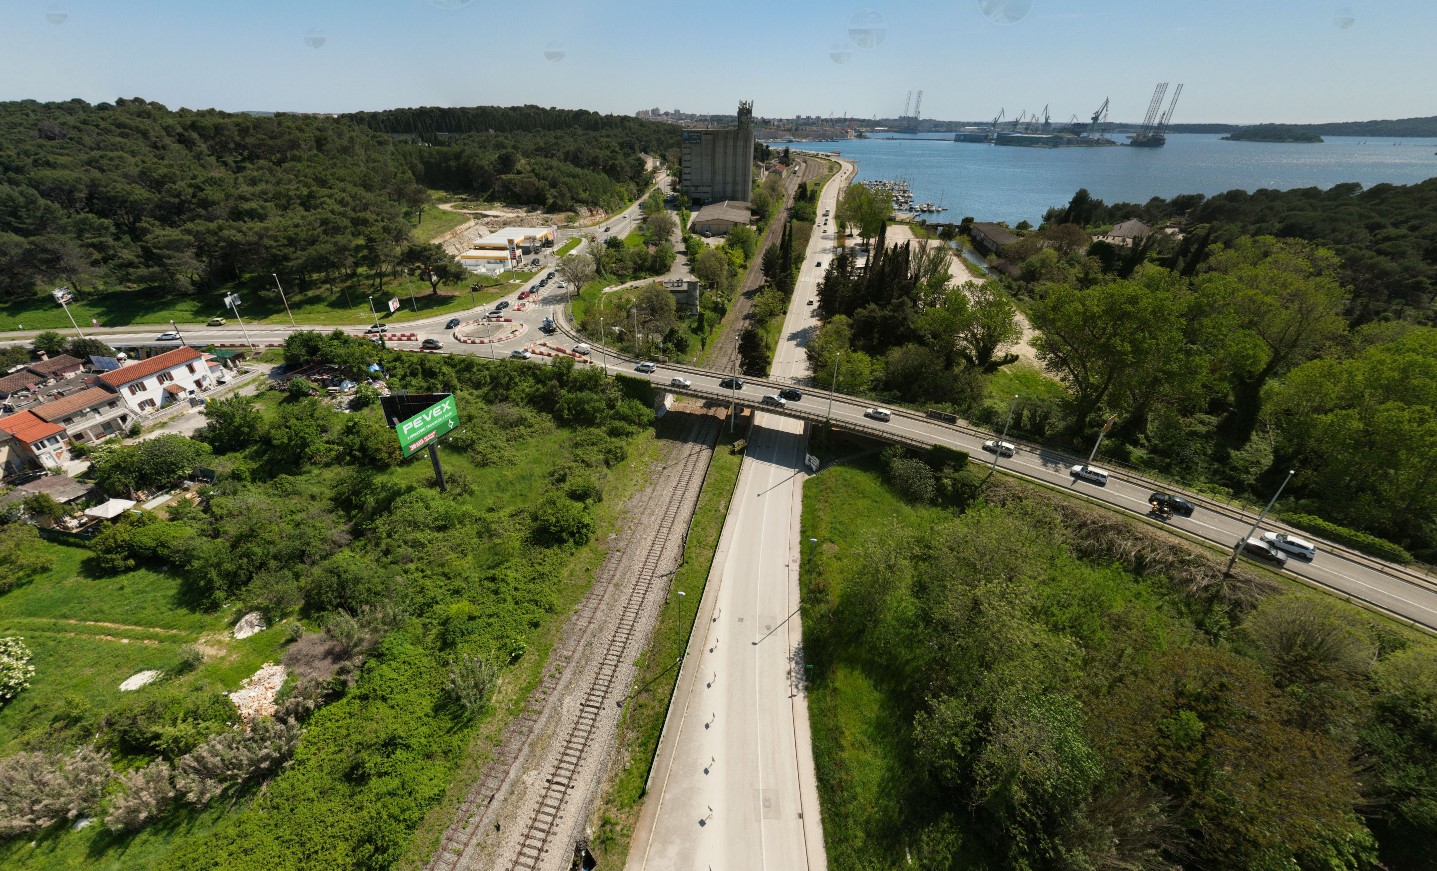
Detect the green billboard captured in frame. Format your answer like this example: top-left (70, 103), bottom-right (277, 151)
top-left (395, 394), bottom-right (459, 458)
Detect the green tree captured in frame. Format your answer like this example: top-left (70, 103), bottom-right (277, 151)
top-left (197, 394), bottom-right (263, 454)
top-left (725, 225), bottom-right (759, 263)
top-left (738, 325), bottom-right (770, 376)
top-left (335, 412), bottom-right (401, 468)
top-left (693, 247), bottom-right (734, 294)
top-left (32, 331), bottom-right (67, 357)
top-left (531, 493), bottom-right (594, 546)
top-left (557, 252), bottom-right (595, 292)
top-left (0, 525), bottom-right (52, 593)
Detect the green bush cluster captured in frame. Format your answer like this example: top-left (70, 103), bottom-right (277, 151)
top-left (1281, 512), bottom-right (1415, 564)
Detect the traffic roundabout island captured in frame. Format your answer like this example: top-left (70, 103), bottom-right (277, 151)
top-left (452, 319), bottom-right (526, 345)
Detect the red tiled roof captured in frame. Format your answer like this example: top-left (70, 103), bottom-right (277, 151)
top-left (0, 410), bottom-right (66, 445)
top-left (27, 354), bottom-right (84, 376)
top-left (95, 347), bottom-right (203, 388)
top-left (29, 387), bottom-right (119, 423)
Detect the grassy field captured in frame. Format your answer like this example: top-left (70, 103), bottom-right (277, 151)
top-left (413, 203), bottom-right (473, 244)
top-left (555, 237), bottom-right (581, 256)
top-left (587, 410), bottom-right (744, 866)
top-left (985, 359), bottom-right (1065, 402)
top-left (0, 542), bottom-right (290, 760)
top-left (0, 271), bottom-right (537, 333)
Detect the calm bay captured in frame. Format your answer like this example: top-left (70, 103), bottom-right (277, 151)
top-left (792, 133), bottom-right (1437, 224)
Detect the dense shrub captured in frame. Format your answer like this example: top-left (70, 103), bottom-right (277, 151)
top-left (1281, 512), bottom-right (1415, 564)
top-left (0, 745), bottom-right (110, 838)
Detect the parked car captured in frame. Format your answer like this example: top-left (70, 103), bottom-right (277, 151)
top-left (981, 439), bottom-right (1017, 458)
top-left (778, 387), bottom-right (803, 401)
top-left (530, 258), bottom-right (541, 266)
top-left (671, 376), bottom-right (693, 388)
top-left (864, 408), bottom-right (892, 422)
top-left (365, 323), bottom-right (388, 334)
top-left (1148, 492), bottom-right (1196, 517)
top-left (635, 361), bottom-right (656, 373)
top-left (1261, 531), bottom-right (1317, 559)
top-left (511, 348), bottom-right (532, 360)
top-left (156, 331), bottom-right (181, 341)
top-left (1070, 465), bottom-right (1110, 485)
top-left (762, 394), bottom-right (786, 407)
top-left (421, 338), bottom-right (443, 350)
top-left (4, 470), bottom-right (47, 487)
top-left (206, 317), bottom-right (227, 326)
top-left (1243, 538), bottom-right (1289, 566)
top-left (719, 376), bottom-right (744, 390)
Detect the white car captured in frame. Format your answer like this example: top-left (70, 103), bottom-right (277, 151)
top-left (1261, 531), bottom-right (1317, 559)
top-left (155, 331), bottom-right (181, 341)
top-left (635, 361), bottom-right (656, 373)
top-left (670, 376), bottom-right (692, 388)
top-left (982, 439), bottom-right (1017, 457)
top-left (510, 348), bottom-right (532, 359)
top-left (1070, 465), bottom-right (1110, 485)
top-left (864, 408), bottom-right (892, 422)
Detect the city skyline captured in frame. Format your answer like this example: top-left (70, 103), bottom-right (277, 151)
top-left (0, 0), bottom-right (1432, 126)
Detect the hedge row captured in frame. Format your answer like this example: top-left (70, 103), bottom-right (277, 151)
top-left (1281, 512), bottom-right (1415, 565)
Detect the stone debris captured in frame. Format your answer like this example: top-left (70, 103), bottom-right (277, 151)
top-left (228, 663), bottom-right (286, 726)
top-left (233, 611), bottom-right (267, 639)
top-left (119, 670), bottom-right (161, 691)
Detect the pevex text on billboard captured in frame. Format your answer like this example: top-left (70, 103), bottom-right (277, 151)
top-left (394, 394), bottom-right (459, 458)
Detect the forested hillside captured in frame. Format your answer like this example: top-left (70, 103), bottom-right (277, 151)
top-left (1042, 179), bottom-right (1437, 324)
top-left (0, 99), bottom-right (677, 303)
top-left (353, 106), bottom-right (680, 215)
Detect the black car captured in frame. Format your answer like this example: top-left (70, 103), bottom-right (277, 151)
top-left (1242, 538), bottom-right (1289, 567)
top-left (1148, 492), bottom-right (1196, 517)
top-left (445, 317), bottom-right (462, 330)
top-left (719, 377), bottom-right (745, 390)
top-left (496, 300), bottom-right (510, 310)
top-left (546, 271), bottom-right (555, 279)
top-left (4, 470), bottom-right (47, 487)
top-left (778, 387), bottom-right (803, 401)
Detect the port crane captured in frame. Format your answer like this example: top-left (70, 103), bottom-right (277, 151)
top-left (1129, 83), bottom-right (1180, 147)
top-left (1084, 97), bottom-right (1109, 139)
top-left (1154, 83), bottom-right (1182, 136)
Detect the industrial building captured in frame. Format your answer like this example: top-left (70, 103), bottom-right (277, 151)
top-left (458, 225), bottom-right (557, 273)
top-left (689, 201), bottom-right (751, 236)
top-left (679, 101), bottom-right (755, 205)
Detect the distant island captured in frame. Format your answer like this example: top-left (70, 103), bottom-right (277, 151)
top-left (1222, 125), bottom-right (1324, 143)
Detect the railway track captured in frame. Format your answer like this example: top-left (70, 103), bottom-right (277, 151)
top-left (425, 411), bottom-right (721, 871)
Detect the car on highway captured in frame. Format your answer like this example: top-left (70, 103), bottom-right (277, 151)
top-left (445, 317), bottom-right (462, 330)
top-left (365, 323), bottom-right (388, 334)
top-left (671, 376), bottom-right (692, 388)
top-left (206, 317), bottom-right (227, 326)
top-left (1070, 465), bottom-right (1110, 485)
top-left (156, 331), bottom-right (181, 341)
top-left (1243, 538), bottom-right (1289, 567)
top-left (762, 394), bottom-right (786, 407)
top-left (1261, 531), bottom-right (1317, 559)
top-left (981, 439), bottom-right (1017, 458)
top-left (1148, 492), bottom-right (1196, 517)
top-left (778, 387), bottom-right (803, 401)
top-left (864, 408), bottom-right (892, 422)
top-left (421, 338), bottom-right (443, 350)
top-left (496, 300), bottom-right (509, 310)
top-left (635, 361), bottom-right (656, 373)
top-left (719, 376), bottom-right (744, 390)
top-left (510, 348), bottom-right (532, 359)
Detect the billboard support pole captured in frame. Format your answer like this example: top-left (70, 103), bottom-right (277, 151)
top-left (427, 443), bottom-right (447, 492)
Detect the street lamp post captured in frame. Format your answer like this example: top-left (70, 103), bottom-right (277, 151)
top-left (675, 590), bottom-right (686, 662)
top-left (367, 296), bottom-right (379, 324)
top-left (1226, 469), bottom-right (1296, 575)
top-left (991, 394), bottom-right (1018, 474)
top-left (271, 274), bottom-right (297, 328)
top-left (825, 352), bottom-right (842, 426)
top-left (51, 287), bottom-right (86, 339)
top-left (223, 293), bottom-right (256, 354)
top-left (1083, 415), bottom-right (1117, 471)
top-left (169, 320), bottom-right (187, 346)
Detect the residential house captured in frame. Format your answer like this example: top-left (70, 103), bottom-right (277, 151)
top-left (969, 222), bottom-right (1021, 257)
top-left (0, 410), bottom-right (70, 473)
top-left (94, 346), bottom-right (212, 415)
top-left (1094, 218), bottom-right (1153, 247)
top-left (0, 369), bottom-right (43, 403)
top-left (26, 354), bottom-right (85, 380)
top-left (29, 387), bottom-right (133, 444)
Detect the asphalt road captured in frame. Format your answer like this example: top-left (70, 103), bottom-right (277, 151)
top-left (626, 159), bottom-right (854, 871)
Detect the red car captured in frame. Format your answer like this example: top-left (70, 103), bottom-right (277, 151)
top-left (518, 289), bottom-right (530, 300)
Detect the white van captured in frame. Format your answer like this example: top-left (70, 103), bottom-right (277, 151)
top-left (1070, 464), bottom-right (1110, 485)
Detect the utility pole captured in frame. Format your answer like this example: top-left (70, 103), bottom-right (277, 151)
top-left (1225, 469), bottom-right (1296, 575)
top-left (1084, 415), bottom-right (1117, 470)
top-left (169, 319), bottom-right (187, 346)
top-left (675, 590), bottom-right (686, 661)
top-left (990, 394), bottom-right (1018, 475)
top-left (271, 274), bottom-right (297, 327)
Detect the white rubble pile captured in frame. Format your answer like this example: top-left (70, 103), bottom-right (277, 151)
top-left (233, 611), bottom-right (267, 639)
top-left (119, 670), bottom-right (161, 691)
top-left (227, 663), bottom-right (287, 726)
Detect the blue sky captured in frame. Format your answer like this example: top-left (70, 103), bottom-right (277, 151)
top-left (0, 0), bottom-right (1430, 124)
